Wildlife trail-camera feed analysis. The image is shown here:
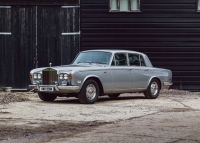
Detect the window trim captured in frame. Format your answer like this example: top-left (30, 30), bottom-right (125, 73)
top-left (197, 0), bottom-right (200, 12)
top-left (109, 0), bottom-right (141, 12)
top-left (128, 53), bottom-right (146, 67)
top-left (0, 6), bottom-right (11, 8)
top-left (0, 6), bottom-right (12, 35)
top-left (111, 53), bottom-right (129, 66)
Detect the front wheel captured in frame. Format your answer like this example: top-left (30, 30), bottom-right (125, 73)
top-left (144, 78), bottom-right (160, 99)
top-left (38, 92), bottom-right (57, 101)
top-left (78, 79), bottom-right (99, 104)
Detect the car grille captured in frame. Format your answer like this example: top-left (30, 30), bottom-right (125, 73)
top-left (42, 68), bottom-right (58, 85)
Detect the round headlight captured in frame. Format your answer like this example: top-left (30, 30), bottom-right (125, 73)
top-left (64, 74), bottom-right (68, 80)
top-left (59, 74), bottom-right (64, 80)
top-left (33, 74), bottom-right (37, 79)
top-left (38, 74), bottom-right (42, 79)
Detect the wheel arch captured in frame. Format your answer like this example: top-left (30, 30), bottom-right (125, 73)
top-left (147, 76), bottom-right (162, 89)
top-left (82, 76), bottom-right (104, 96)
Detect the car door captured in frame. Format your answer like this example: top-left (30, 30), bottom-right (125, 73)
top-left (128, 53), bottom-right (150, 90)
top-left (110, 53), bottom-right (133, 92)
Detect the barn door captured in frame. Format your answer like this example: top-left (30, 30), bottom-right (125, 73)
top-left (36, 6), bottom-right (80, 68)
top-left (0, 6), bottom-right (36, 88)
top-left (0, 5), bottom-right (79, 88)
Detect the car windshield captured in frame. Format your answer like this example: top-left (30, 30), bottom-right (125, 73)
top-left (72, 51), bottom-right (112, 65)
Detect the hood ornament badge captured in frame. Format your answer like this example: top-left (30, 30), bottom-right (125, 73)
top-left (49, 63), bottom-right (52, 67)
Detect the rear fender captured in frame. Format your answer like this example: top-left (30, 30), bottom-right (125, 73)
top-left (146, 76), bottom-right (161, 89)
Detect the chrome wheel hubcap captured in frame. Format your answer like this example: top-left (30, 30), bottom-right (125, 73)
top-left (86, 84), bottom-right (96, 100)
top-left (151, 82), bottom-right (159, 96)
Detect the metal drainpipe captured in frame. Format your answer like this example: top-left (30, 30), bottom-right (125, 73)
top-left (36, 6), bottom-right (38, 68)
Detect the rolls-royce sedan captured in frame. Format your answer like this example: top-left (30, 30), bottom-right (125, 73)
top-left (29, 50), bottom-right (172, 104)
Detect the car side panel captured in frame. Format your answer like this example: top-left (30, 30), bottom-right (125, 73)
top-left (131, 66), bottom-right (151, 90)
top-left (110, 67), bottom-right (133, 93)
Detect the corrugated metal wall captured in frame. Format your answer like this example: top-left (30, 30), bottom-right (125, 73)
top-left (80, 0), bottom-right (200, 91)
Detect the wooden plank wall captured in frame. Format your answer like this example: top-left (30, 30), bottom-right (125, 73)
top-left (0, 7), bottom-right (36, 88)
top-left (0, 0), bottom-right (79, 5)
top-left (0, 8), bottom-right (13, 87)
top-left (37, 6), bottom-right (79, 67)
top-left (80, 0), bottom-right (200, 91)
top-left (0, 4), bottom-right (79, 88)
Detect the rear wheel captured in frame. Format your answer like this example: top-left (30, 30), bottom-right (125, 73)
top-left (144, 78), bottom-right (160, 99)
top-left (38, 92), bottom-right (57, 101)
top-left (78, 79), bottom-right (99, 104)
top-left (108, 94), bottom-right (120, 98)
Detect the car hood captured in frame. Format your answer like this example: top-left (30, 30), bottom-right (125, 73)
top-left (30, 64), bottom-right (107, 74)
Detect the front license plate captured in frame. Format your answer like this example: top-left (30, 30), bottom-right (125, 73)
top-left (40, 87), bottom-right (54, 92)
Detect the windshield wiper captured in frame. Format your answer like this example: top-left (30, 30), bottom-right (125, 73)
top-left (95, 62), bottom-right (107, 64)
top-left (77, 61), bottom-right (106, 64)
top-left (85, 61), bottom-right (94, 64)
top-left (77, 62), bottom-right (94, 64)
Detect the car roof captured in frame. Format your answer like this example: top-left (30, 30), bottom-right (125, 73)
top-left (78, 49), bottom-right (153, 67)
top-left (81, 49), bottom-right (145, 55)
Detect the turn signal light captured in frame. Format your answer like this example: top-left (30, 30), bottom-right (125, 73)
top-left (69, 75), bottom-right (73, 79)
top-left (30, 75), bottom-right (32, 79)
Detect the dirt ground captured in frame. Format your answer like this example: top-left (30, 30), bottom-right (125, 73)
top-left (0, 90), bottom-right (200, 143)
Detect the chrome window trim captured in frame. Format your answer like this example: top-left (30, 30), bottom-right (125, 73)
top-left (0, 6), bottom-right (11, 8)
top-left (197, 0), bottom-right (200, 12)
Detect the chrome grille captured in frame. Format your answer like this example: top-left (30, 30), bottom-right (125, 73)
top-left (42, 69), bottom-right (58, 85)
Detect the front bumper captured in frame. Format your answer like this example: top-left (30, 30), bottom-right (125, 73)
top-left (29, 85), bottom-right (80, 93)
top-left (163, 82), bottom-right (173, 86)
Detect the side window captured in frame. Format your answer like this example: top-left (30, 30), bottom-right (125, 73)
top-left (198, 0), bottom-right (200, 11)
top-left (112, 53), bottom-right (128, 66)
top-left (110, 0), bottom-right (140, 12)
top-left (128, 54), bottom-right (146, 66)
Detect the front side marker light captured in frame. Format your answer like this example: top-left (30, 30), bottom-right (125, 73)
top-left (68, 74), bottom-right (73, 80)
top-left (30, 75), bottom-right (32, 79)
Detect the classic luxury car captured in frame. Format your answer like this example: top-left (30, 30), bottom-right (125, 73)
top-left (29, 50), bottom-right (172, 104)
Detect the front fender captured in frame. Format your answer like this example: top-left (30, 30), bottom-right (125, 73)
top-left (73, 72), bottom-right (101, 90)
top-left (81, 75), bottom-right (100, 87)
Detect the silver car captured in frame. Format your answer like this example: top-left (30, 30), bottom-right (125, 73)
top-left (29, 50), bottom-right (173, 104)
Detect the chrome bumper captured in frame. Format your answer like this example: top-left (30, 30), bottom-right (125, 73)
top-left (29, 85), bottom-right (80, 93)
top-left (163, 82), bottom-right (173, 86)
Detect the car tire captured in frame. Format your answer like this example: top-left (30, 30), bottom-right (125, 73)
top-left (108, 94), bottom-right (120, 98)
top-left (144, 78), bottom-right (160, 99)
top-left (38, 92), bottom-right (57, 101)
top-left (78, 79), bottom-right (99, 104)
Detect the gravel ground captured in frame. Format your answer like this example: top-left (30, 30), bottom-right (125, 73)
top-left (0, 89), bottom-right (200, 143)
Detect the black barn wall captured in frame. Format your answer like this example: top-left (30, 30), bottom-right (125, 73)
top-left (80, 0), bottom-right (200, 91)
top-left (0, 7), bottom-right (36, 88)
top-left (37, 6), bottom-right (79, 67)
top-left (0, 0), bottom-right (79, 88)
